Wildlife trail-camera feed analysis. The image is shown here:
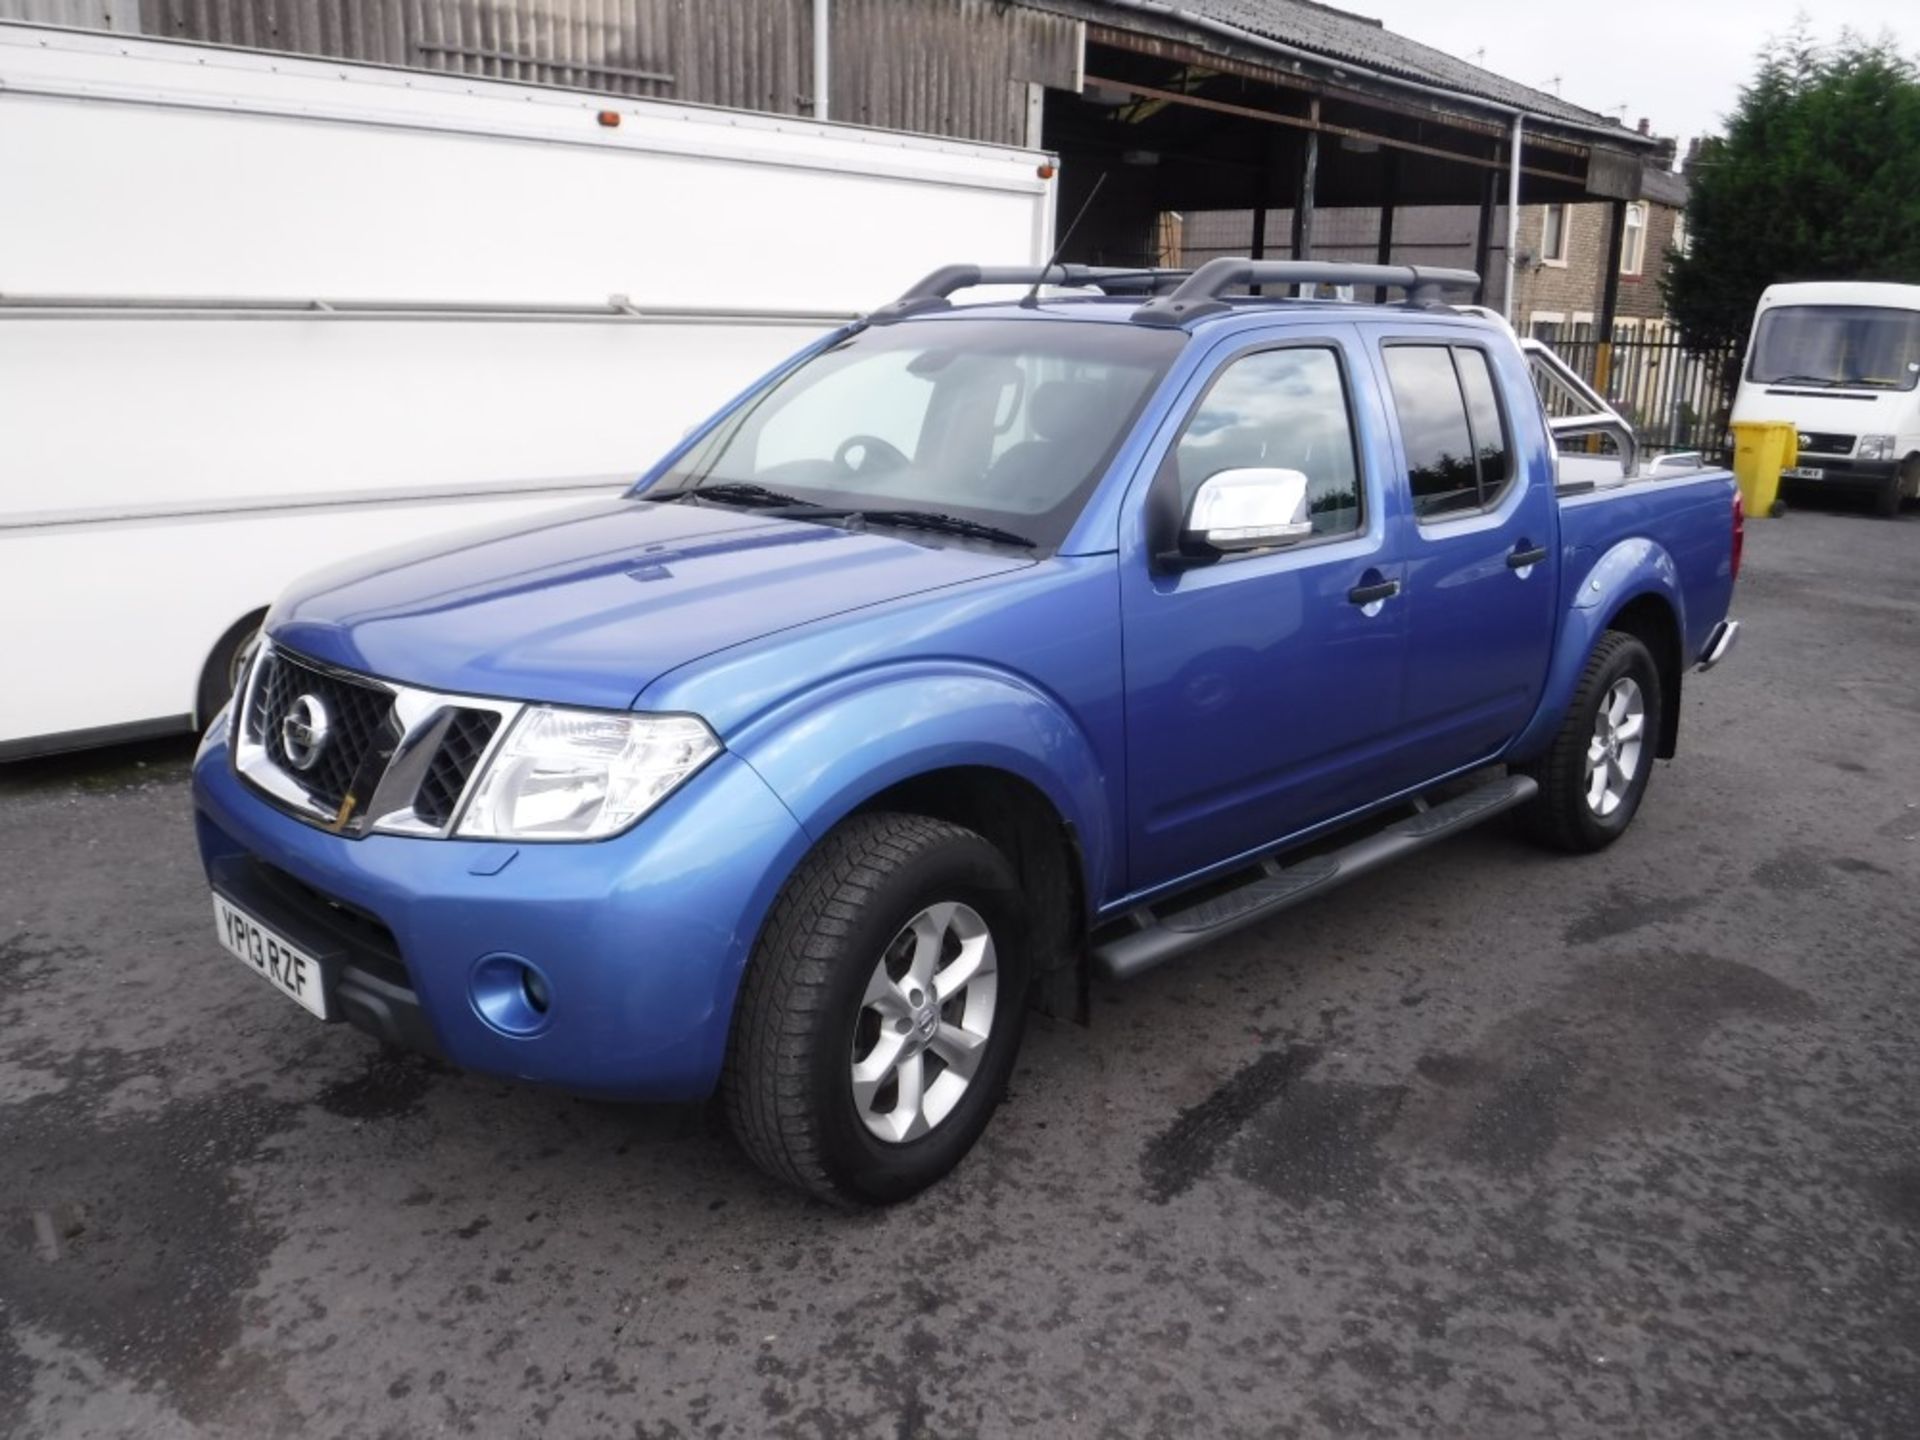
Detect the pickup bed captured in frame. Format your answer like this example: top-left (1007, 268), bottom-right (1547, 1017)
top-left (191, 259), bottom-right (1742, 1204)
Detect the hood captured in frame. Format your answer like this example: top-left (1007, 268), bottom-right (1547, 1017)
top-left (268, 497), bottom-right (1034, 711)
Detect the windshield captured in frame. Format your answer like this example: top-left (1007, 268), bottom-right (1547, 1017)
top-left (646, 318), bottom-right (1184, 547)
top-left (1748, 304), bottom-right (1920, 391)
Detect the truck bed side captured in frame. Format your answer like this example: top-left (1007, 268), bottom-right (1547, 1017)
top-left (1555, 467), bottom-right (1738, 666)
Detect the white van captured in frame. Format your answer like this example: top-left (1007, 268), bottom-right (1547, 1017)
top-left (1730, 281), bottom-right (1920, 517)
top-left (0, 24), bottom-right (1055, 760)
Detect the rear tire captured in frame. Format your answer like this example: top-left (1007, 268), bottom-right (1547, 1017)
top-left (195, 610), bottom-right (266, 728)
top-left (722, 813), bottom-right (1030, 1206)
top-left (1520, 631), bottom-right (1662, 854)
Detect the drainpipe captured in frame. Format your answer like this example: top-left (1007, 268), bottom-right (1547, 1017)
top-left (1504, 114), bottom-right (1523, 322)
top-left (813, 0), bottom-right (830, 120)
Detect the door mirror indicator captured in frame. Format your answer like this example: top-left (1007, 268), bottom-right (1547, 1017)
top-left (1181, 467), bottom-right (1315, 555)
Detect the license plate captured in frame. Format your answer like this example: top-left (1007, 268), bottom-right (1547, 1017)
top-left (1783, 466), bottom-right (1825, 480)
top-left (212, 893), bottom-right (329, 1019)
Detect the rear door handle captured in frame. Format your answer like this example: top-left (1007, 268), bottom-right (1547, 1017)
top-left (1508, 544), bottom-right (1548, 569)
top-left (1347, 579), bottom-right (1400, 606)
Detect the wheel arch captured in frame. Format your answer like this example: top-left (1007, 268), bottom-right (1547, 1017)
top-left (1601, 592), bottom-right (1684, 759)
top-left (849, 766), bottom-right (1090, 1019)
top-left (194, 605), bottom-right (270, 727)
top-left (729, 664), bottom-right (1115, 1018)
top-left (1509, 536), bottom-right (1688, 765)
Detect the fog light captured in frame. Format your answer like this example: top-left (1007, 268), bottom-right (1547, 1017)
top-left (470, 954), bottom-right (555, 1037)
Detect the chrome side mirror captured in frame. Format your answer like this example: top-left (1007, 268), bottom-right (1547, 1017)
top-left (1182, 467), bottom-right (1314, 554)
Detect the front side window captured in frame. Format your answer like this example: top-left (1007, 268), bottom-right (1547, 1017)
top-left (651, 319), bottom-right (1184, 547)
top-left (1747, 305), bottom-right (1920, 392)
top-left (1383, 344), bottom-right (1516, 520)
top-left (1169, 346), bottom-right (1362, 539)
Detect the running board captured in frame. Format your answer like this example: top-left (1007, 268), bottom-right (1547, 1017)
top-left (1092, 773), bottom-right (1539, 983)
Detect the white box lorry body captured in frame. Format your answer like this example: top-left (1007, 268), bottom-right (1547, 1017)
top-left (0, 22), bottom-right (1055, 755)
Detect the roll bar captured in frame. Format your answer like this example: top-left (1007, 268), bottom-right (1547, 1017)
top-left (1131, 259), bottom-right (1481, 327)
top-left (1521, 338), bottom-right (1641, 479)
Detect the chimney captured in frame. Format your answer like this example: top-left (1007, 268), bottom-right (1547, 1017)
top-left (1636, 117), bottom-right (1651, 136)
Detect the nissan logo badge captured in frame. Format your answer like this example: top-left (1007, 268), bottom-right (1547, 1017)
top-left (281, 694), bottom-right (332, 772)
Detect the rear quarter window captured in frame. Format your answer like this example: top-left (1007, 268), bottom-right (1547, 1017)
top-left (1382, 343), bottom-right (1515, 519)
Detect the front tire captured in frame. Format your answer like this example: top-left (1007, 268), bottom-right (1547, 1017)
top-left (1877, 457), bottom-right (1917, 519)
top-left (1520, 631), bottom-right (1662, 854)
top-left (722, 813), bottom-right (1030, 1206)
top-left (1874, 472), bottom-right (1902, 519)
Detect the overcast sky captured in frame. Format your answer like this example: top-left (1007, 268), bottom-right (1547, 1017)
top-left (1351, 1), bottom-right (1919, 155)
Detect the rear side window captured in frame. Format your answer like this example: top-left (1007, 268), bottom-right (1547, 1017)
top-left (1171, 346), bottom-right (1362, 538)
top-left (1383, 344), bottom-right (1515, 520)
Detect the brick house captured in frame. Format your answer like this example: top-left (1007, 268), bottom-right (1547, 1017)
top-left (1511, 142), bottom-right (1690, 348)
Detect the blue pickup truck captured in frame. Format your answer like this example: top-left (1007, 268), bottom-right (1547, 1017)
top-left (192, 260), bottom-right (1742, 1204)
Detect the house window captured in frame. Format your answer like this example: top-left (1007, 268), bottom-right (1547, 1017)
top-left (1620, 202), bottom-right (1648, 277)
top-left (1528, 312), bottom-right (1564, 345)
top-left (1540, 204), bottom-right (1571, 265)
top-left (1671, 211), bottom-right (1690, 257)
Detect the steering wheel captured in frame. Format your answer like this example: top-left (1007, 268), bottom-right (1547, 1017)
top-left (834, 434), bottom-right (910, 475)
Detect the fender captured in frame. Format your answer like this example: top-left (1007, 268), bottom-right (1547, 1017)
top-left (727, 659), bottom-right (1115, 906)
top-left (1506, 537), bottom-right (1686, 764)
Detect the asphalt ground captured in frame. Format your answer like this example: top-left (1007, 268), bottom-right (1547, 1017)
top-left (2, 502), bottom-right (1916, 1439)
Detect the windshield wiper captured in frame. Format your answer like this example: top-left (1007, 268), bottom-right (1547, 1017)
top-left (650, 481), bottom-right (819, 510)
top-left (1763, 374), bottom-right (1843, 387)
top-left (812, 509), bottom-right (1037, 548)
top-left (652, 485), bottom-right (1035, 547)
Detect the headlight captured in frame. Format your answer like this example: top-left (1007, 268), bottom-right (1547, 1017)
top-left (1858, 434), bottom-right (1896, 461)
top-left (455, 707), bottom-right (720, 841)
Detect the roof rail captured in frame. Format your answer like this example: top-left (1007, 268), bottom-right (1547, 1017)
top-left (867, 264), bottom-right (1189, 324)
top-left (1131, 259), bottom-right (1481, 327)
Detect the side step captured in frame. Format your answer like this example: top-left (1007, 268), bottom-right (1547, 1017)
top-left (1091, 772), bottom-right (1539, 983)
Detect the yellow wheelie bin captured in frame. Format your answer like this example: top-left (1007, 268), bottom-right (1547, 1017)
top-left (1730, 421), bottom-right (1797, 518)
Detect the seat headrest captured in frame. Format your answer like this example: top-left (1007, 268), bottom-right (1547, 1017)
top-left (1028, 380), bottom-right (1098, 442)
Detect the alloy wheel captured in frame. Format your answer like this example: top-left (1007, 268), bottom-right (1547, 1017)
top-left (849, 901), bottom-right (998, 1144)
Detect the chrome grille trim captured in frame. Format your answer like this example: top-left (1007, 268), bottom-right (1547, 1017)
top-left (232, 639), bottom-right (522, 838)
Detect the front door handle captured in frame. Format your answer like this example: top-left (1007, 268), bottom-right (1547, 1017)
top-left (1347, 578), bottom-right (1401, 606)
top-left (1508, 543), bottom-right (1549, 570)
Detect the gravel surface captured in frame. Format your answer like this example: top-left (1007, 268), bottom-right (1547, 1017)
top-left (2, 508), bottom-right (1916, 1439)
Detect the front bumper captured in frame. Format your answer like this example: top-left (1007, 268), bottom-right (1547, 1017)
top-left (191, 713), bottom-right (809, 1101)
top-left (1784, 455), bottom-right (1899, 487)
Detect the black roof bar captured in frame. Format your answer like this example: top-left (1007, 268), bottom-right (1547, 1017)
top-left (867, 264), bottom-right (1189, 324)
top-left (1131, 259), bottom-right (1482, 327)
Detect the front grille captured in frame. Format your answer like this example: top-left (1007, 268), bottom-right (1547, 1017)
top-left (235, 642), bottom-right (518, 838)
top-left (246, 650), bottom-right (397, 814)
top-left (1797, 431), bottom-right (1854, 456)
top-left (413, 710), bottom-right (502, 828)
